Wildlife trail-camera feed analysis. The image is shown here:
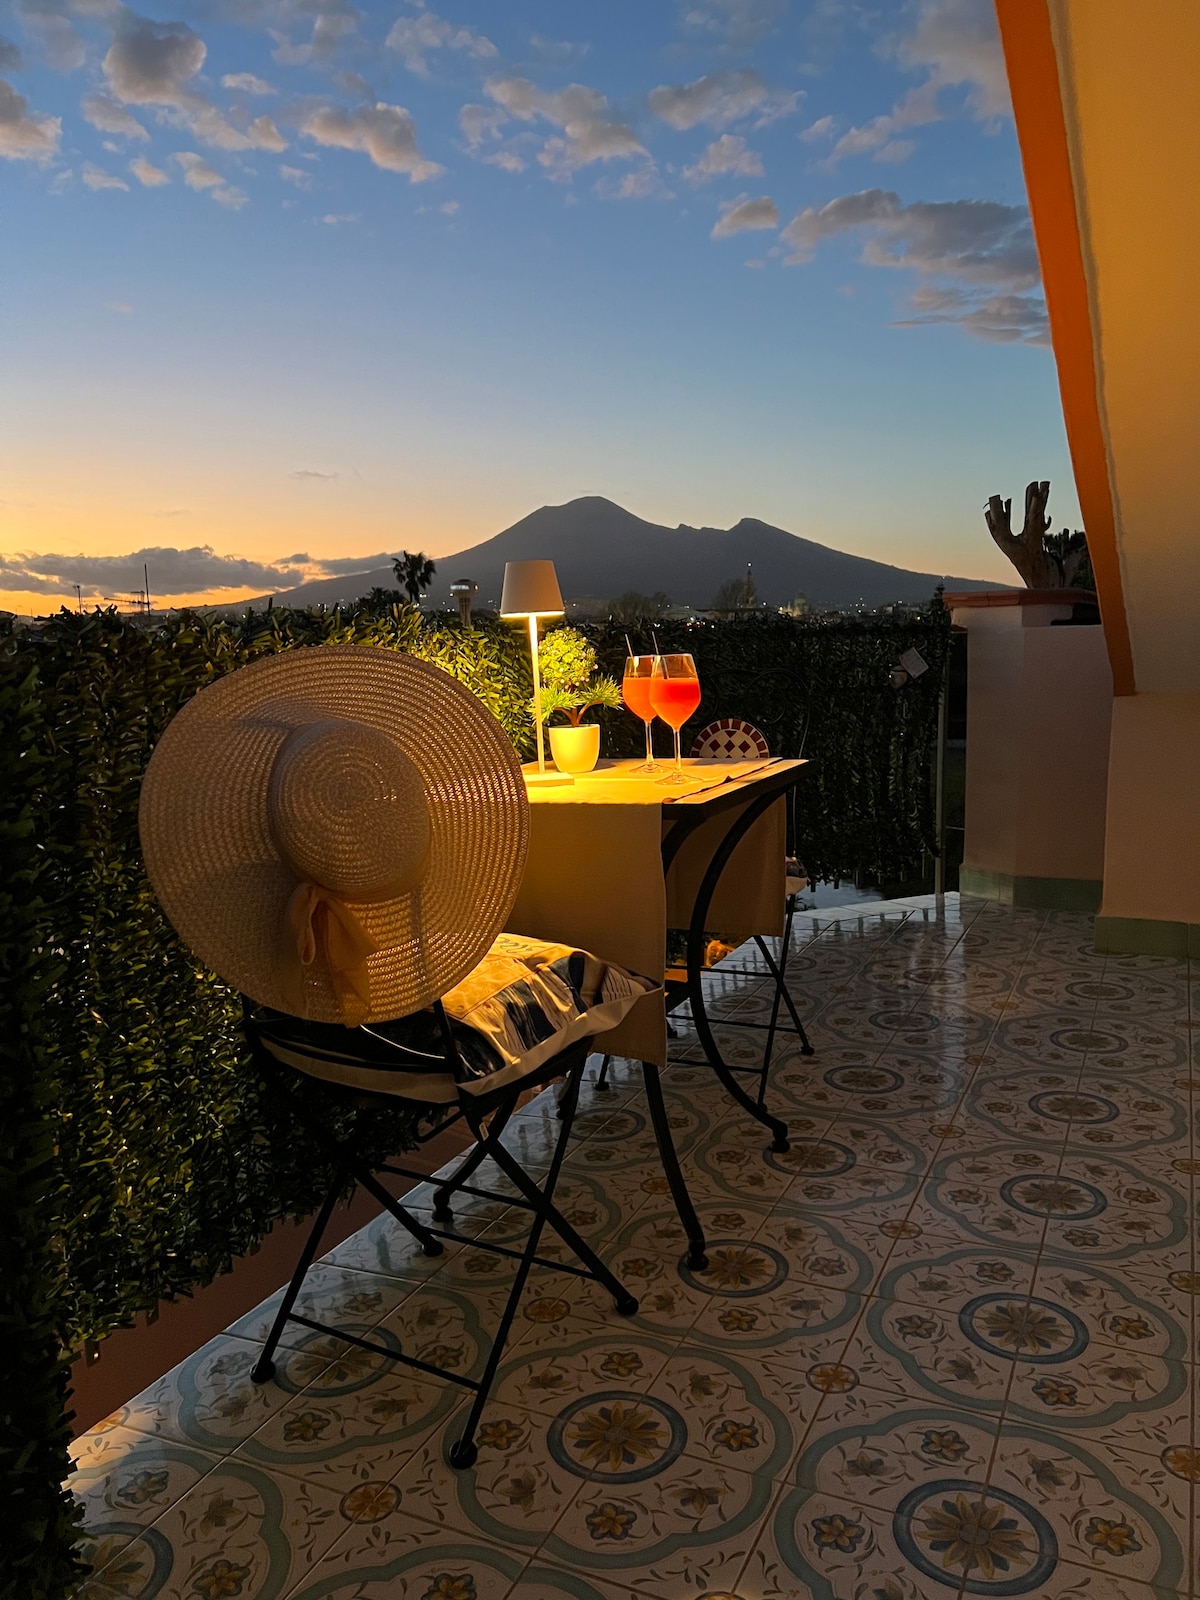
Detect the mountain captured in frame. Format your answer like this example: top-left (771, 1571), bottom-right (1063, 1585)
top-left (243, 496), bottom-right (1002, 613)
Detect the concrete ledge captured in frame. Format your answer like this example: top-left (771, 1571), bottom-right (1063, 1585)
top-left (960, 867), bottom-right (1103, 912)
top-left (1095, 915), bottom-right (1200, 958)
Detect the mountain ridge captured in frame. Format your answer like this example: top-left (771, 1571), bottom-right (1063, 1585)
top-left (240, 495), bottom-right (1002, 612)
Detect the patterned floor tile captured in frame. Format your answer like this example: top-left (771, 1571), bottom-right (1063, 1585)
top-left (281, 1523), bottom-right (530, 1600)
top-left (80, 1454), bottom-right (346, 1600)
top-left (987, 1418), bottom-right (1193, 1593)
top-left (69, 1424), bottom-right (225, 1583)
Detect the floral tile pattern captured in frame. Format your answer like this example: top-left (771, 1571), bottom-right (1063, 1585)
top-left (68, 895), bottom-right (1198, 1600)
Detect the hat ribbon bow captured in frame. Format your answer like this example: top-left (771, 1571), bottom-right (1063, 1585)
top-left (287, 882), bottom-right (380, 1026)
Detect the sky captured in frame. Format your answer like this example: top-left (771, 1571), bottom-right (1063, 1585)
top-left (0, 0), bottom-right (1082, 614)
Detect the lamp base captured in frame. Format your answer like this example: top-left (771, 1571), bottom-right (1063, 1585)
top-left (524, 770), bottom-right (575, 788)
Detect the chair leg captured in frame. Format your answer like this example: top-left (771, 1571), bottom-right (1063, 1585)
top-left (432, 1098), bottom-right (517, 1219)
top-left (447, 1062), bottom-right (634, 1468)
top-left (252, 1165), bottom-right (346, 1384)
top-left (594, 1054), bottom-right (613, 1092)
top-left (641, 1060), bottom-right (707, 1270)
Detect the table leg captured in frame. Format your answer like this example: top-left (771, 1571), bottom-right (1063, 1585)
top-left (674, 789), bottom-right (791, 1153)
top-left (640, 1059), bottom-right (707, 1270)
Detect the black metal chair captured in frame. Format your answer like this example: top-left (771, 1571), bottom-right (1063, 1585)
top-left (595, 719), bottom-right (815, 1115)
top-left (244, 989), bottom-right (642, 1469)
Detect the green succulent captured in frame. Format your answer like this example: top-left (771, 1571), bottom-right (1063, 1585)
top-left (536, 627), bottom-right (622, 726)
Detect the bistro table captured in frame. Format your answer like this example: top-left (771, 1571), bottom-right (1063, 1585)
top-left (505, 755), bottom-right (809, 1268)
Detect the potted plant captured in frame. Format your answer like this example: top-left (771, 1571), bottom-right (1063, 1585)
top-left (537, 628), bottom-right (621, 774)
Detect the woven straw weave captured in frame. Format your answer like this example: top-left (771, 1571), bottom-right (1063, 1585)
top-left (139, 645), bottom-right (529, 1024)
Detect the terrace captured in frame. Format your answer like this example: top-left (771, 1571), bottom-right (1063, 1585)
top-left (70, 894), bottom-right (1199, 1598)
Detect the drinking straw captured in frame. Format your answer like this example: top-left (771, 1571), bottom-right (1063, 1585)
top-left (652, 629), bottom-right (662, 657)
top-left (625, 633), bottom-right (635, 659)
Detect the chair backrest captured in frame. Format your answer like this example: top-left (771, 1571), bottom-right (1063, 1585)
top-left (689, 718), bottom-right (770, 761)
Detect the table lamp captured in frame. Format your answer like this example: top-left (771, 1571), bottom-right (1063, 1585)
top-left (500, 560), bottom-right (573, 787)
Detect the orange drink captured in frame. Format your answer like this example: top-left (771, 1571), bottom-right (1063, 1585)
top-left (648, 675), bottom-right (701, 728)
top-left (650, 653), bottom-right (700, 785)
top-left (622, 654), bottom-right (661, 772)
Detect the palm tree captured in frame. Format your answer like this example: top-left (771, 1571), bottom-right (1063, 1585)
top-left (391, 551), bottom-right (436, 605)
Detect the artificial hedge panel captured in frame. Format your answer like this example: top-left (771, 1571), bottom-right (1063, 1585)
top-left (1, 597), bottom-right (946, 1592)
top-left (583, 610), bottom-right (950, 886)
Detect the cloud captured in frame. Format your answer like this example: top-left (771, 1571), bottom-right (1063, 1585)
top-left (484, 76), bottom-right (644, 176)
top-left (529, 34), bottom-right (590, 66)
top-left (800, 114), bottom-right (835, 143)
top-left (781, 188), bottom-right (1045, 342)
top-left (130, 154), bottom-right (169, 185)
top-left (320, 211), bottom-right (357, 224)
top-left (181, 104), bottom-right (287, 152)
top-left (649, 69), bottom-right (768, 131)
top-left (386, 6), bottom-right (497, 77)
top-left (99, 11), bottom-right (285, 155)
top-left (103, 13), bottom-right (206, 107)
top-left (269, 0), bottom-right (358, 67)
top-left (174, 150), bottom-right (223, 190)
top-left (781, 188), bottom-right (1038, 283)
top-left (279, 162), bottom-right (310, 186)
top-left (896, 0), bottom-right (1011, 121)
top-left (301, 101), bottom-right (443, 180)
top-left (0, 34), bottom-right (24, 71)
top-left (826, 81), bottom-right (941, 164)
top-left (681, 0), bottom-right (785, 48)
top-left (221, 73), bottom-right (276, 95)
top-left (594, 165), bottom-right (672, 201)
top-left (484, 148), bottom-right (525, 173)
top-left (173, 149), bottom-right (246, 207)
top-left (22, 12), bottom-right (85, 72)
top-left (0, 545), bottom-right (322, 598)
top-left (82, 160), bottom-right (128, 190)
top-left (211, 182), bottom-right (248, 208)
top-left (712, 193), bottom-right (778, 238)
top-left (1, 77), bottom-right (61, 160)
top-left (82, 92), bottom-right (149, 140)
top-left (290, 468), bottom-right (339, 478)
top-left (683, 132), bottom-right (762, 183)
top-left (106, 300), bottom-right (132, 314)
top-left (458, 101), bottom-right (505, 149)
top-left (893, 284), bottom-right (1048, 343)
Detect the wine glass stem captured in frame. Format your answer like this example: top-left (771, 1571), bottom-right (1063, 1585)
top-left (644, 719), bottom-right (654, 764)
top-left (674, 726), bottom-right (682, 776)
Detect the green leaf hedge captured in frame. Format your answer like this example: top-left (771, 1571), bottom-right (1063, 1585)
top-left (0, 597), bottom-right (947, 1593)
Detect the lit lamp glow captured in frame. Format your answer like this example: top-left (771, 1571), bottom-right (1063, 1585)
top-left (499, 560), bottom-right (573, 787)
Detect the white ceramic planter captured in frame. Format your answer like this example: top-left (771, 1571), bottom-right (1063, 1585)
top-left (548, 723), bottom-right (600, 775)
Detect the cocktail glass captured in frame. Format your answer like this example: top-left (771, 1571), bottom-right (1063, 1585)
top-left (623, 654), bottom-right (661, 773)
top-left (650, 653), bottom-right (701, 786)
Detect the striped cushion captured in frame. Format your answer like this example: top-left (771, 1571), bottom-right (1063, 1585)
top-left (257, 934), bottom-right (656, 1105)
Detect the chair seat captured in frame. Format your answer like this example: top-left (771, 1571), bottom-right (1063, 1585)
top-left (259, 933), bottom-right (656, 1105)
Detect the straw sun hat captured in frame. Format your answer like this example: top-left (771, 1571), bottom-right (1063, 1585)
top-left (139, 644), bottom-right (529, 1027)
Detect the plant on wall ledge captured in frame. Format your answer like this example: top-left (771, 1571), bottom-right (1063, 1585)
top-left (984, 479), bottom-right (1095, 589)
top-left (537, 627), bottom-right (621, 726)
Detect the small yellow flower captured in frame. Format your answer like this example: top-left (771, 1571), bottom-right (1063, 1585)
top-left (193, 1560), bottom-right (252, 1599)
top-left (339, 1481), bottom-right (400, 1523)
top-left (1083, 1517), bottom-right (1142, 1556)
top-left (585, 1500), bottom-right (637, 1541)
top-left (1161, 1446), bottom-right (1200, 1482)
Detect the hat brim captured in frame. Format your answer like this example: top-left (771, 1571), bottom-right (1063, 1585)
top-left (139, 645), bottom-right (529, 1024)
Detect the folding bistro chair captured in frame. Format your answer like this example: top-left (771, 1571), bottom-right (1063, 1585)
top-left (139, 645), bottom-right (657, 1467)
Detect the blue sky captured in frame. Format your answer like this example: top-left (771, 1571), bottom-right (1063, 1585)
top-left (0, 0), bottom-right (1081, 610)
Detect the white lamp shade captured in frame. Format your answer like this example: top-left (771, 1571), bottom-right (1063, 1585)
top-left (500, 560), bottom-right (564, 617)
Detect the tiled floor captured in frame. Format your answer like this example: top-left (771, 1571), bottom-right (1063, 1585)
top-left (71, 895), bottom-right (1199, 1599)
